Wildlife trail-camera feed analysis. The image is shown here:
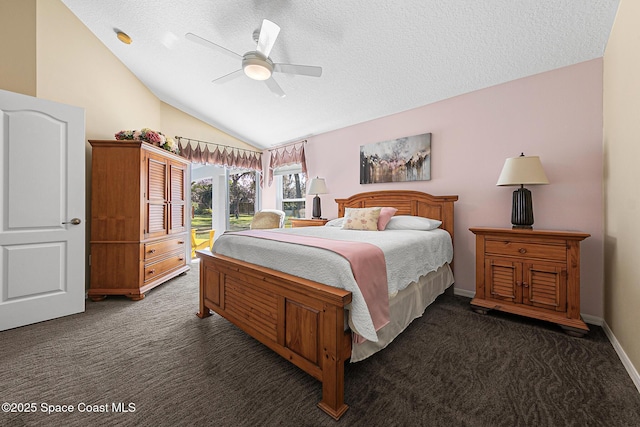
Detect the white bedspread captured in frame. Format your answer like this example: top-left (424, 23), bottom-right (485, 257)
top-left (211, 226), bottom-right (453, 343)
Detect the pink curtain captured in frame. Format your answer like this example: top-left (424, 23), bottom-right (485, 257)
top-left (267, 142), bottom-right (307, 186)
top-left (178, 137), bottom-right (262, 173)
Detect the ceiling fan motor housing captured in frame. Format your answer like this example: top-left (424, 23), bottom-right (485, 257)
top-left (242, 51), bottom-right (274, 80)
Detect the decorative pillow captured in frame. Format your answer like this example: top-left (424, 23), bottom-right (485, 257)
top-left (325, 217), bottom-right (345, 227)
top-left (384, 215), bottom-right (442, 231)
top-left (341, 207), bottom-right (382, 231)
top-left (250, 212), bottom-right (282, 229)
top-left (377, 207), bottom-right (398, 230)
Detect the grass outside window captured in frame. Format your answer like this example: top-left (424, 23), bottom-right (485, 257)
top-left (192, 213), bottom-right (263, 238)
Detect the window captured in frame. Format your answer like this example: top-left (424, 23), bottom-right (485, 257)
top-left (276, 164), bottom-right (306, 227)
top-left (227, 169), bottom-right (260, 231)
top-left (191, 178), bottom-right (213, 239)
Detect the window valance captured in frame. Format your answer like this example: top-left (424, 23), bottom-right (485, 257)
top-left (176, 136), bottom-right (262, 171)
top-left (268, 141), bottom-right (307, 186)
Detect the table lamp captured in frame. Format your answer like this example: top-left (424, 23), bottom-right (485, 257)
top-left (497, 153), bottom-right (549, 229)
top-left (307, 177), bottom-right (328, 219)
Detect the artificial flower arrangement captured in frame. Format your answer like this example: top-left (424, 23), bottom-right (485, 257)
top-left (114, 128), bottom-right (179, 154)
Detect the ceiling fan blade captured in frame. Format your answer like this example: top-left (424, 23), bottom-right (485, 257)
top-left (274, 63), bottom-right (322, 77)
top-left (256, 19), bottom-right (280, 58)
top-left (185, 32), bottom-right (242, 61)
top-left (212, 69), bottom-right (244, 84)
top-left (264, 78), bottom-right (286, 98)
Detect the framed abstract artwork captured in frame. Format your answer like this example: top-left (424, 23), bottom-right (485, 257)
top-left (360, 133), bottom-right (431, 184)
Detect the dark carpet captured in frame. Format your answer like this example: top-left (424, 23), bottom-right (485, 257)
top-left (1, 263), bottom-right (639, 427)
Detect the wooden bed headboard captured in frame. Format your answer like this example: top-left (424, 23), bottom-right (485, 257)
top-left (335, 190), bottom-right (459, 243)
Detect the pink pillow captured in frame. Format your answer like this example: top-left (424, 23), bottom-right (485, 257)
top-left (377, 207), bottom-right (398, 230)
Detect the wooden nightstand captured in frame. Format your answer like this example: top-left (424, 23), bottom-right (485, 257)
top-left (290, 218), bottom-right (329, 228)
top-left (469, 227), bottom-right (590, 336)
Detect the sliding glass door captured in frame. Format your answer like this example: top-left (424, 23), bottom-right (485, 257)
top-left (227, 169), bottom-right (260, 231)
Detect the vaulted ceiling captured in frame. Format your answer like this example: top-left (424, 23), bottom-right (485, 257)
top-left (60, 0), bottom-right (619, 149)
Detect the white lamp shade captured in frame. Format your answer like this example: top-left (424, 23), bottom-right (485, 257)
top-left (307, 177), bottom-right (328, 195)
top-left (497, 155), bottom-right (549, 186)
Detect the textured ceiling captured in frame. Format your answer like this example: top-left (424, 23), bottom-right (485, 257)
top-left (60, 0), bottom-right (619, 149)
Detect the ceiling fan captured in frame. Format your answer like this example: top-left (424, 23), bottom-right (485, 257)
top-left (185, 19), bottom-right (322, 98)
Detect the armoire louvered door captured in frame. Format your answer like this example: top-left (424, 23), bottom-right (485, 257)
top-left (168, 162), bottom-right (187, 234)
top-left (146, 153), bottom-right (168, 239)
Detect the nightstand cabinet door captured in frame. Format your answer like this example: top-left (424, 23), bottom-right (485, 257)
top-left (523, 262), bottom-right (566, 312)
top-left (470, 227), bottom-right (589, 336)
top-left (485, 258), bottom-right (522, 303)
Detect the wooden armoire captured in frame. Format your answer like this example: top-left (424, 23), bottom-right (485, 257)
top-left (88, 140), bottom-right (190, 301)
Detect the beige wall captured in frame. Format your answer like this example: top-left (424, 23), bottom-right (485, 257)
top-left (35, 0), bottom-right (162, 139)
top-left (0, 0), bottom-right (37, 96)
top-left (1, 0), bottom-right (254, 149)
top-left (603, 0), bottom-right (640, 375)
top-left (160, 102), bottom-right (254, 151)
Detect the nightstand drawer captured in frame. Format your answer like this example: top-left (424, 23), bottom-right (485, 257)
top-left (485, 239), bottom-right (566, 261)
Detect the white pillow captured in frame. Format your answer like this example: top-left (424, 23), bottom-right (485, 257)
top-left (384, 215), bottom-right (442, 231)
top-left (325, 218), bottom-right (344, 227)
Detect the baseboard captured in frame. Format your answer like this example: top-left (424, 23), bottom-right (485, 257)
top-left (581, 313), bottom-right (603, 326)
top-left (602, 321), bottom-right (640, 394)
top-left (453, 287), bottom-right (475, 298)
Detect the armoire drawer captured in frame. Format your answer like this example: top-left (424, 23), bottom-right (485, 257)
top-left (144, 254), bottom-right (186, 283)
top-left (144, 235), bottom-right (187, 261)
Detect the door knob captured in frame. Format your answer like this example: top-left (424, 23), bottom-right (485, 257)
top-left (62, 218), bottom-right (82, 225)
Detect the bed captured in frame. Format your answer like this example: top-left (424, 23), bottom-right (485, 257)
top-left (196, 190), bottom-right (458, 419)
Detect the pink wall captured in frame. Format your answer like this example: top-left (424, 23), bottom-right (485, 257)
top-left (300, 59), bottom-right (604, 318)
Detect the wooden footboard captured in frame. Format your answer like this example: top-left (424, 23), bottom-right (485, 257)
top-left (197, 251), bottom-right (353, 420)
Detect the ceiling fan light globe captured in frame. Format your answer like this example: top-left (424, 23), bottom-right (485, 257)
top-left (244, 64), bottom-right (271, 80)
top-left (242, 52), bottom-right (274, 80)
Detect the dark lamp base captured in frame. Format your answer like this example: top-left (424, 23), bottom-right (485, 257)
top-left (312, 195), bottom-right (322, 219)
top-left (511, 187), bottom-right (534, 228)
top-left (512, 225), bottom-right (533, 230)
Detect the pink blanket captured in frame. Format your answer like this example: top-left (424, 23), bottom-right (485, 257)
top-left (231, 230), bottom-right (390, 342)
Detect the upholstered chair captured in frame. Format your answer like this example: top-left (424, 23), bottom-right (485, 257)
top-left (250, 210), bottom-right (286, 229)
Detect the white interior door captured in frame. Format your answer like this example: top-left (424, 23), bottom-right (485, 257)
top-left (0, 89), bottom-right (85, 331)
